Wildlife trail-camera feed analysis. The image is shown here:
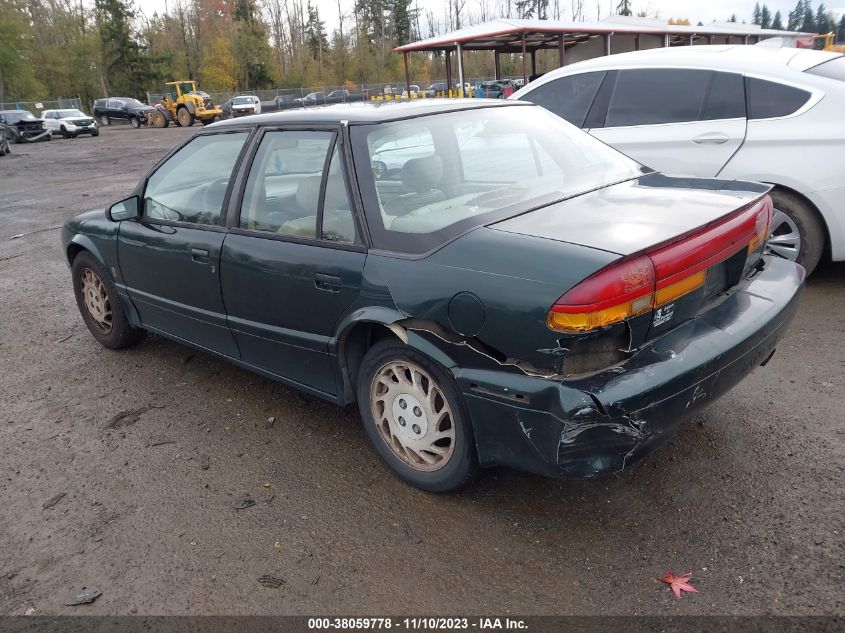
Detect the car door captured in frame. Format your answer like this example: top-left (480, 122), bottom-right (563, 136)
top-left (220, 128), bottom-right (366, 398)
top-left (117, 130), bottom-right (251, 357)
top-left (43, 112), bottom-right (58, 134)
top-left (586, 69), bottom-right (747, 177)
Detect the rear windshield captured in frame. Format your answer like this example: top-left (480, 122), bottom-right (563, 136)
top-left (805, 56), bottom-right (845, 81)
top-left (351, 105), bottom-right (644, 254)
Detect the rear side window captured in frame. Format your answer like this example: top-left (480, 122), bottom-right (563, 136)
top-left (805, 57), bottom-right (845, 81)
top-left (606, 69), bottom-right (712, 127)
top-left (701, 72), bottom-right (746, 120)
top-left (522, 72), bottom-right (605, 127)
top-left (745, 77), bottom-right (811, 119)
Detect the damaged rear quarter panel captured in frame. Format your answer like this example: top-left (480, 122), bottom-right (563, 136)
top-left (361, 227), bottom-right (619, 372)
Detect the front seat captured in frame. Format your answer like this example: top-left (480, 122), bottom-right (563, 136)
top-left (387, 155), bottom-right (445, 216)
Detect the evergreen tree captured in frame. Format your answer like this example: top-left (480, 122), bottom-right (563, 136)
top-left (760, 4), bottom-right (771, 28)
top-left (94, 0), bottom-right (158, 97)
top-left (729, 14), bottom-right (737, 22)
top-left (232, 0), bottom-right (274, 89)
top-left (787, 0), bottom-right (801, 30)
top-left (814, 4), bottom-right (832, 34)
top-left (392, 0), bottom-right (415, 46)
top-left (752, 2), bottom-right (761, 25)
top-left (838, 15), bottom-right (845, 42)
top-left (616, 0), bottom-right (632, 16)
top-left (800, 0), bottom-right (816, 32)
top-left (772, 10), bottom-right (784, 29)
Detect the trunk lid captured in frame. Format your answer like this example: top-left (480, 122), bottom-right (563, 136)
top-left (490, 173), bottom-right (771, 256)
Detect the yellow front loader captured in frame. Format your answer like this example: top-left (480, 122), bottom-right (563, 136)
top-left (149, 81), bottom-right (222, 128)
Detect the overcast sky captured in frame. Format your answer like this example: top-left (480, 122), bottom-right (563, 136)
top-left (135, 0), bottom-right (845, 33)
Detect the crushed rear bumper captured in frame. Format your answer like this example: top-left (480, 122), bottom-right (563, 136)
top-left (454, 257), bottom-right (805, 478)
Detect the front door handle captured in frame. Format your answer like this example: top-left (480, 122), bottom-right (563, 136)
top-left (314, 273), bottom-right (342, 292)
top-left (693, 133), bottom-right (730, 145)
top-left (191, 248), bottom-right (210, 263)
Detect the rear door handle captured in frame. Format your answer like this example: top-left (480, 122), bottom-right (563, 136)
top-left (315, 273), bottom-right (342, 292)
top-left (693, 133), bottom-right (730, 145)
top-left (191, 248), bottom-right (209, 263)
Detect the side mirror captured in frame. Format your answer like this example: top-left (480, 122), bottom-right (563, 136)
top-left (107, 196), bottom-right (140, 222)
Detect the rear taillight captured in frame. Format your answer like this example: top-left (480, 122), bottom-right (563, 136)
top-left (547, 195), bottom-right (772, 334)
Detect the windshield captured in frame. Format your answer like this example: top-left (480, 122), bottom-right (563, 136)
top-left (352, 105), bottom-right (644, 254)
top-left (57, 109), bottom-right (86, 118)
top-left (3, 111), bottom-right (36, 122)
top-left (124, 99), bottom-right (146, 108)
top-left (233, 96), bottom-right (256, 105)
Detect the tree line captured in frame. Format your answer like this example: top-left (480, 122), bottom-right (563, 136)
top-left (1, 0), bottom-right (843, 107)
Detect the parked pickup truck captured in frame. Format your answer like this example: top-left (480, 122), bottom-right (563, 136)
top-left (260, 95), bottom-right (302, 112)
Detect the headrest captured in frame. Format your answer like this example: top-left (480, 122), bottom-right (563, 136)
top-left (296, 176), bottom-right (322, 212)
top-left (401, 155), bottom-right (443, 193)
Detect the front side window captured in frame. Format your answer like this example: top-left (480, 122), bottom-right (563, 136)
top-left (606, 69), bottom-right (712, 127)
top-left (144, 132), bottom-right (248, 225)
top-left (353, 106), bottom-right (643, 254)
top-left (745, 77), bottom-right (811, 119)
top-left (523, 71), bottom-right (606, 127)
top-left (239, 130), bottom-right (355, 243)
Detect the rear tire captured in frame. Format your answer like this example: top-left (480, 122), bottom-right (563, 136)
top-left (99, 115), bottom-right (110, 126)
top-left (768, 189), bottom-right (826, 275)
top-left (71, 251), bottom-right (144, 350)
top-left (152, 110), bottom-right (168, 128)
top-left (356, 339), bottom-right (479, 492)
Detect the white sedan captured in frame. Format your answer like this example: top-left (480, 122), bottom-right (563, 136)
top-left (512, 45), bottom-right (845, 274)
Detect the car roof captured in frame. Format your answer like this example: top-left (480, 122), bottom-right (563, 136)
top-left (518, 45), bottom-right (842, 87)
top-left (210, 99), bottom-right (530, 128)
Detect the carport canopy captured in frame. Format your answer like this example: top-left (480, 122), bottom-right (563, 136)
top-left (394, 17), bottom-right (808, 94)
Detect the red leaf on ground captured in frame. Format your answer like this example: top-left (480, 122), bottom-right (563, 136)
top-left (660, 570), bottom-right (699, 599)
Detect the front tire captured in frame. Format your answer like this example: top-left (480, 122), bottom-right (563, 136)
top-left (356, 340), bottom-right (479, 492)
top-left (71, 251), bottom-right (144, 349)
top-left (129, 116), bottom-right (141, 129)
top-left (176, 107), bottom-right (194, 127)
top-left (60, 126), bottom-right (69, 139)
top-left (768, 189), bottom-right (826, 275)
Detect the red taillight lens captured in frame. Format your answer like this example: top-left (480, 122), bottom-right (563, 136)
top-left (548, 195), bottom-right (772, 334)
top-left (547, 256), bottom-right (655, 333)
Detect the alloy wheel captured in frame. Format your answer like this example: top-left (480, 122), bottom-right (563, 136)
top-left (766, 208), bottom-right (801, 262)
top-left (80, 268), bottom-right (112, 334)
top-left (370, 360), bottom-right (455, 472)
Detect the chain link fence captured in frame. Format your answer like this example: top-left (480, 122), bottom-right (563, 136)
top-left (0, 97), bottom-right (83, 113)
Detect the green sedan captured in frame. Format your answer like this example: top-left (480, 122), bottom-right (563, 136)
top-left (62, 100), bottom-right (805, 491)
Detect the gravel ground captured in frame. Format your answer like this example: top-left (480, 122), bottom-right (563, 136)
top-left (0, 126), bottom-right (842, 616)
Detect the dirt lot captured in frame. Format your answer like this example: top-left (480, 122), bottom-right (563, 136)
top-left (0, 125), bottom-right (842, 616)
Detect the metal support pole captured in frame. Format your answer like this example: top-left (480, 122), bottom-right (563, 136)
top-left (521, 33), bottom-right (527, 85)
top-left (688, 34), bottom-right (694, 46)
top-left (403, 52), bottom-right (411, 96)
top-left (445, 49), bottom-right (452, 97)
top-left (494, 51), bottom-right (501, 79)
top-left (456, 42), bottom-right (464, 97)
top-left (603, 33), bottom-right (612, 56)
top-left (706, 34), bottom-right (713, 44)
top-left (530, 49), bottom-right (536, 76)
top-left (663, 33), bottom-right (670, 47)
top-left (558, 34), bottom-right (565, 66)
